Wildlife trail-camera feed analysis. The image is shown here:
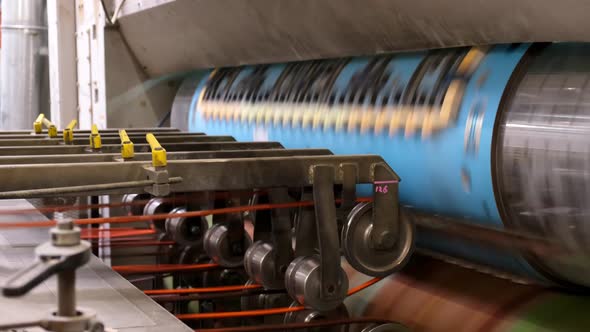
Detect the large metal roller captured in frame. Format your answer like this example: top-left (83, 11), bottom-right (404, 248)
top-left (172, 42), bottom-right (590, 288)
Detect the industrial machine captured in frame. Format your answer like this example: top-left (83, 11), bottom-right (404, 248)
top-left (1, 1), bottom-right (590, 331)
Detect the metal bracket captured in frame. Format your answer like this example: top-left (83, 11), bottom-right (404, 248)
top-left (311, 165), bottom-right (342, 300)
top-left (337, 163), bottom-right (358, 222)
top-left (370, 162), bottom-right (401, 249)
top-left (294, 191), bottom-right (317, 257)
top-left (143, 165), bottom-right (171, 196)
top-left (268, 188), bottom-right (295, 277)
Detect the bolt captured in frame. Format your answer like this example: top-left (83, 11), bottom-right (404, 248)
top-left (57, 219), bottom-right (74, 230)
top-left (375, 231), bottom-right (396, 249)
top-left (190, 225), bottom-right (201, 235)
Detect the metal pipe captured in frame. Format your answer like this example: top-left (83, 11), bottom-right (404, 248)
top-left (0, 0), bottom-right (48, 129)
top-left (57, 270), bottom-right (76, 317)
top-left (0, 176), bottom-right (183, 199)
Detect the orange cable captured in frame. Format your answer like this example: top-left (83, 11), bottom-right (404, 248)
top-left (81, 229), bottom-right (156, 239)
top-left (176, 277), bottom-right (381, 320)
top-left (0, 197), bottom-right (372, 229)
top-left (113, 262), bottom-right (219, 275)
top-left (145, 284), bottom-right (262, 296)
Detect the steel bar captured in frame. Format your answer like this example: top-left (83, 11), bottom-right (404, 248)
top-left (0, 177), bottom-right (183, 199)
top-left (0, 132), bottom-right (203, 139)
top-left (0, 135), bottom-right (234, 146)
top-left (0, 155), bottom-right (385, 194)
top-left (0, 127), bottom-right (181, 135)
top-left (0, 141), bottom-right (283, 155)
top-left (0, 149), bottom-right (330, 165)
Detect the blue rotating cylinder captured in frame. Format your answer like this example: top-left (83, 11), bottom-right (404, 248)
top-left (172, 43), bottom-right (590, 288)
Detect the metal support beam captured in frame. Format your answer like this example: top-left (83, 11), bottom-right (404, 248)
top-left (0, 155), bottom-right (390, 195)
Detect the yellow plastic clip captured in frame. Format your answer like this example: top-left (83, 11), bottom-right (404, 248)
top-left (33, 113), bottom-right (45, 134)
top-left (119, 130), bottom-right (135, 159)
top-left (42, 118), bottom-right (57, 138)
top-left (89, 124), bottom-right (102, 149)
top-left (63, 119), bottom-right (77, 144)
top-left (146, 133), bottom-right (167, 167)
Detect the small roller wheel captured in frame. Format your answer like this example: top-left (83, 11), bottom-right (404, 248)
top-left (165, 207), bottom-right (209, 246)
top-left (244, 241), bottom-right (284, 289)
top-left (177, 246), bottom-right (209, 287)
top-left (203, 223), bottom-right (252, 267)
top-left (341, 202), bottom-right (414, 277)
top-left (122, 193), bottom-right (151, 216)
top-left (284, 301), bottom-right (349, 332)
top-left (143, 198), bottom-right (173, 232)
top-left (241, 279), bottom-right (291, 325)
top-left (284, 256), bottom-right (348, 312)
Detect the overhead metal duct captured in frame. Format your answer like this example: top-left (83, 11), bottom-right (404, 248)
top-left (0, 0), bottom-right (48, 130)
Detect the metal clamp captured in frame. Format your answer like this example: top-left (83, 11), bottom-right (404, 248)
top-left (63, 119), bottom-right (77, 144)
top-left (118, 129), bottom-right (135, 159)
top-left (89, 124), bottom-right (102, 150)
top-left (0, 219), bottom-right (104, 332)
top-left (146, 133), bottom-right (167, 167)
top-left (33, 113), bottom-right (45, 134)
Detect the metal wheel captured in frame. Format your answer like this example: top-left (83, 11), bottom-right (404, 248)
top-left (341, 202), bottom-right (414, 277)
top-left (165, 207), bottom-right (209, 246)
top-left (284, 255), bottom-right (348, 312)
top-left (203, 223), bottom-right (252, 267)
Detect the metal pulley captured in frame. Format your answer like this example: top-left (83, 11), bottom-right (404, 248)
top-left (165, 206), bottom-right (209, 246)
top-left (122, 193), bottom-right (151, 216)
top-left (244, 188), bottom-right (295, 289)
top-left (241, 279), bottom-right (291, 325)
top-left (283, 165), bottom-right (350, 312)
top-left (143, 197), bottom-right (174, 231)
top-left (203, 222), bottom-right (252, 267)
top-left (244, 241), bottom-right (285, 289)
top-left (283, 301), bottom-right (349, 332)
top-left (341, 202), bottom-right (414, 277)
top-left (341, 163), bottom-right (414, 277)
top-left (284, 255), bottom-right (349, 312)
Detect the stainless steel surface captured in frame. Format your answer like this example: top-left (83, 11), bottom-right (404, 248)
top-left (0, 199), bottom-right (191, 331)
top-left (116, 0), bottom-right (590, 77)
top-left (341, 202), bottom-right (414, 277)
top-left (0, 0), bottom-right (48, 129)
top-left (285, 255), bottom-right (348, 312)
top-left (496, 43), bottom-right (590, 287)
